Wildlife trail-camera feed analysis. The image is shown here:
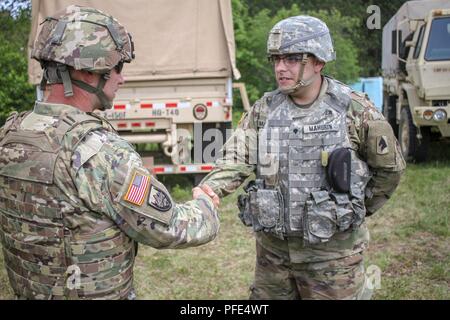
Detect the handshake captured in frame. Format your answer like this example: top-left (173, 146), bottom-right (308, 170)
top-left (192, 184), bottom-right (220, 208)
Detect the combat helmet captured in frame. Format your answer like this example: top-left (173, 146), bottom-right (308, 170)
top-left (267, 15), bottom-right (335, 62)
top-left (267, 15), bottom-right (335, 92)
top-left (32, 5), bottom-right (135, 110)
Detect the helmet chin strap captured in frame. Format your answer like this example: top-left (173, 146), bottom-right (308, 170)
top-left (279, 54), bottom-right (316, 95)
top-left (41, 62), bottom-right (113, 111)
top-left (71, 73), bottom-right (113, 111)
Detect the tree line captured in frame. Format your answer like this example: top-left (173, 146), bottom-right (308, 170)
top-left (0, 0), bottom-right (408, 124)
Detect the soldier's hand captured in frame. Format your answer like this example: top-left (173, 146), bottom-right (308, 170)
top-left (192, 185), bottom-right (220, 208)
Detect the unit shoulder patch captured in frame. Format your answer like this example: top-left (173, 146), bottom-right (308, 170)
top-left (118, 165), bottom-right (174, 225)
top-left (376, 135), bottom-right (389, 155)
top-left (148, 185), bottom-right (172, 212)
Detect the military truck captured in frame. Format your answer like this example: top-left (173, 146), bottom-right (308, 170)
top-left (28, 0), bottom-right (249, 181)
top-left (382, 0), bottom-right (450, 162)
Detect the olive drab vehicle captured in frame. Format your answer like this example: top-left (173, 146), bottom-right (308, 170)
top-left (28, 0), bottom-right (249, 181)
top-left (382, 0), bottom-right (450, 162)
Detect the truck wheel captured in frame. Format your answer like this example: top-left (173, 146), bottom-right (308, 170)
top-left (193, 173), bottom-right (207, 186)
top-left (398, 107), bottom-right (430, 162)
top-left (383, 94), bottom-right (398, 136)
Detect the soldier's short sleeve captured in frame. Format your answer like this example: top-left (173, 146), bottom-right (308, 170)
top-left (71, 129), bottom-right (219, 248)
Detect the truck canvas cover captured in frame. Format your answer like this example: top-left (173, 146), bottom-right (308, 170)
top-left (28, 0), bottom-right (240, 84)
top-left (382, 0), bottom-right (450, 76)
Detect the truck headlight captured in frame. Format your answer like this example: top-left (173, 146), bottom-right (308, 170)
top-left (433, 109), bottom-right (447, 122)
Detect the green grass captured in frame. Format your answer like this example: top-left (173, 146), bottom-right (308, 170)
top-left (133, 187), bottom-right (255, 299)
top-left (364, 142), bottom-right (450, 299)
top-left (0, 143), bottom-right (449, 299)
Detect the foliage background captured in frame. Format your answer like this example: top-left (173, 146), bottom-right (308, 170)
top-left (0, 0), bottom-right (34, 125)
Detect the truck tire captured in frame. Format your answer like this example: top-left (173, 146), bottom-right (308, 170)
top-left (398, 107), bottom-right (430, 162)
top-left (383, 94), bottom-right (398, 136)
top-left (193, 173), bottom-right (207, 186)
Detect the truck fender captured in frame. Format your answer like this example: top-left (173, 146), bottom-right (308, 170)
top-left (399, 83), bottom-right (423, 127)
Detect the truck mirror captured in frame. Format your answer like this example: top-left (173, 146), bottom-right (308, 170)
top-left (391, 30), bottom-right (397, 54)
top-left (405, 40), bottom-right (414, 48)
top-left (391, 30), bottom-right (404, 55)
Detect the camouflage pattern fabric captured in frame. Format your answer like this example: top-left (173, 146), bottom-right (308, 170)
top-left (0, 102), bottom-right (219, 300)
top-left (203, 76), bottom-right (405, 204)
top-left (201, 76), bottom-right (405, 299)
top-left (251, 77), bottom-right (373, 244)
top-left (267, 15), bottom-right (335, 62)
top-left (250, 240), bottom-right (370, 300)
top-left (32, 5), bottom-right (133, 74)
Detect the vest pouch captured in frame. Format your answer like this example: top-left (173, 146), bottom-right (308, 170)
top-left (304, 191), bottom-right (337, 244)
top-left (247, 190), bottom-right (263, 232)
top-left (330, 193), bottom-right (353, 232)
top-left (351, 197), bottom-right (366, 228)
top-left (349, 159), bottom-right (371, 229)
top-left (237, 193), bottom-right (253, 227)
top-left (252, 188), bottom-right (283, 229)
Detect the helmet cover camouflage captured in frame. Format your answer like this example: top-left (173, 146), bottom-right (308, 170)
top-left (32, 5), bottom-right (134, 73)
top-left (267, 15), bottom-right (335, 62)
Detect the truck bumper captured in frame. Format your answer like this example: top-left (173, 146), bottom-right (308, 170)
top-left (413, 106), bottom-right (450, 137)
top-left (151, 163), bottom-right (215, 175)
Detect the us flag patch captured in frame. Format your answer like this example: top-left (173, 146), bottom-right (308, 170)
top-left (123, 170), bottom-right (150, 206)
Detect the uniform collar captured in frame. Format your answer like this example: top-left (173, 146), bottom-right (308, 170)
top-left (33, 101), bottom-right (84, 117)
top-left (289, 76), bottom-right (329, 109)
top-left (317, 76), bottom-right (329, 99)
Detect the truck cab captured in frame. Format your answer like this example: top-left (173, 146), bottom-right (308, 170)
top-left (382, 1), bottom-right (450, 162)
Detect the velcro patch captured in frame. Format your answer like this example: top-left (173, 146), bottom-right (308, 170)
top-left (148, 185), bottom-right (172, 212)
top-left (267, 28), bottom-right (282, 52)
top-left (303, 123), bottom-right (339, 133)
top-left (376, 136), bottom-right (389, 155)
top-left (123, 170), bottom-right (151, 206)
top-left (72, 131), bottom-right (106, 171)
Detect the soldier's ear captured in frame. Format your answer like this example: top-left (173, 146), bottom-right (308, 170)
top-left (71, 68), bottom-right (99, 85)
top-left (312, 57), bottom-right (325, 72)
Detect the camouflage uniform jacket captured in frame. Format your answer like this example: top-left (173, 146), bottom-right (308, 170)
top-left (0, 102), bottom-right (219, 299)
top-left (201, 76), bottom-right (405, 262)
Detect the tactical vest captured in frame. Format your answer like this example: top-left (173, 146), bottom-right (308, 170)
top-left (246, 78), bottom-right (372, 244)
top-left (0, 109), bottom-right (136, 299)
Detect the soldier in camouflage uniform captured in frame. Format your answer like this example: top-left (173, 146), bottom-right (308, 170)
top-left (197, 16), bottom-right (406, 300)
top-left (0, 5), bottom-right (219, 300)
